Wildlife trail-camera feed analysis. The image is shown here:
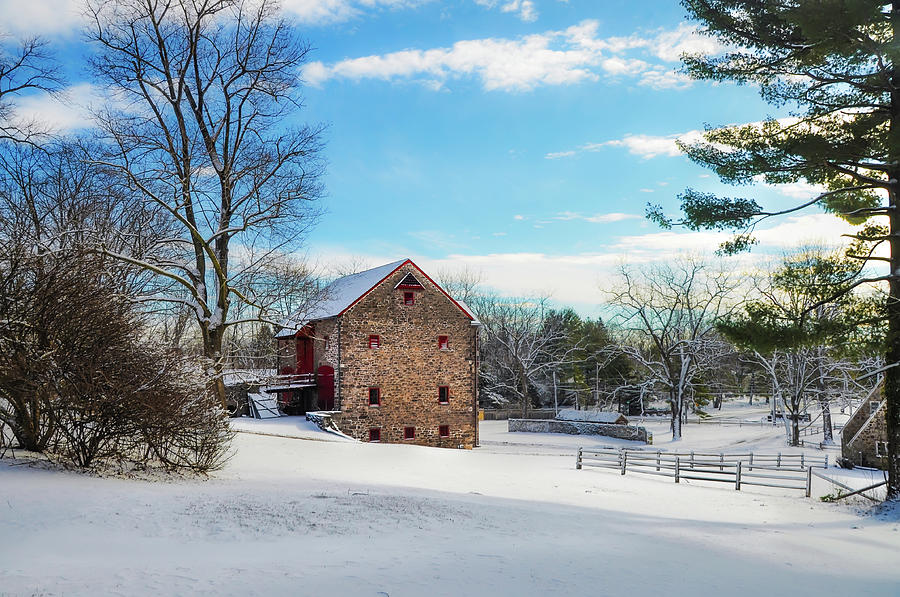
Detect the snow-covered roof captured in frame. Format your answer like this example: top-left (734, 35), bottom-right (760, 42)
top-left (276, 259), bottom-right (478, 338)
top-left (457, 299), bottom-right (482, 326)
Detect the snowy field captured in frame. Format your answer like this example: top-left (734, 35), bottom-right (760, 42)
top-left (1, 413), bottom-right (898, 596)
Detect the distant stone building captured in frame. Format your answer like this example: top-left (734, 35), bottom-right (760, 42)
top-left (841, 392), bottom-right (888, 469)
top-left (273, 259), bottom-right (480, 448)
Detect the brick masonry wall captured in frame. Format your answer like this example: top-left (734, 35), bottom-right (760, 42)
top-left (336, 265), bottom-right (478, 448)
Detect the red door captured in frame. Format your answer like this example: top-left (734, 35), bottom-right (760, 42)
top-left (296, 338), bottom-right (314, 374)
top-left (317, 365), bottom-right (335, 411)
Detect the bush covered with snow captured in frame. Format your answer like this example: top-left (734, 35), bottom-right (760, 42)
top-left (0, 249), bottom-right (233, 472)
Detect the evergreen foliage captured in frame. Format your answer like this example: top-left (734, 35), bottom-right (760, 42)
top-left (662, 0), bottom-right (900, 497)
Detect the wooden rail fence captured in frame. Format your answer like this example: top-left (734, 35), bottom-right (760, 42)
top-left (576, 448), bottom-right (826, 496)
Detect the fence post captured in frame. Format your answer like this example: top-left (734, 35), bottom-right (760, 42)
top-left (777, 452), bottom-right (782, 468)
top-left (825, 454), bottom-right (829, 469)
top-left (806, 466), bottom-right (813, 498)
top-left (656, 450), bottom-right (661, 472)
top-left (621, 451), bottom-right (627, 475)
top-left (749, 453), bottom-right (753, 471)
top-left (675, 457), bottom-right (680, 483)
top-left (801, 453), bottom-right (805, 469)
top-left (690, 451), bottom-right (695, 470)
top-left (735, 461), bottom-right (742, 491)
top-left (576, 448), bottom-right (582, 470)
top-left (720, 452), bottom-right (724, 472)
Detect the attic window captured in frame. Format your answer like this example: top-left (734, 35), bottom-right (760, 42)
top-left (368, 335), bottom-right (380, 349)
top-left (396, 272), bottom-right (424, 290)
top-left (403, 291), bottom-right (415, 306)
top-left (438, 335), bottom-right (449, 350)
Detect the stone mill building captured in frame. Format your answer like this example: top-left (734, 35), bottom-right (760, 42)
top-left (273, 259), bottom-right (480, 448)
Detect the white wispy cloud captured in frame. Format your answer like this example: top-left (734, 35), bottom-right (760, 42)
top-left (474, 0), bottom-right (537, 22)
top-left (545, 150), bottom-right (576, 159)
top-left (555, 211), bottom-right (641, 223)
top-left (545, 129), bottom-right (704, 160)
top-left (304, 20), bottom-right (721, 92)
top-left (281, 0), bottom-right (429, 25)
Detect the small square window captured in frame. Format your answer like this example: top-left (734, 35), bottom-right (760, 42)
top-left (438, 335), bottom-right (449, 350)
top-left (369, 428), bottom-right (381, 442)
top-left (368, 334), bottom-right (380, 349)
top-left (404, 426), bottom-right (415, 440)
top-left (439, 425), bottom-right (450, 438)
top-left (876, 441), bottom-right (888, 457)
top-left (368, 387), bottom-right (381, 406)
top-left (438, 386), bottom-right (450, 404)
top-left (403, 291), bottom-right (415, 305)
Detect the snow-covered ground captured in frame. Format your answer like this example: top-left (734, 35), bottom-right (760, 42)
top-left (1, 414), bottom-right (897, 596)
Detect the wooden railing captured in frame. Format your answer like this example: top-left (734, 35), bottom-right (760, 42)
top-left (576, 447), bottom-right (826, 496)
top-left (267, 373), bottom-right (316, 387)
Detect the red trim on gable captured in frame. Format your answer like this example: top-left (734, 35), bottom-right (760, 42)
top-left (406, 260), bottom-right (476, 321)
top-left (336, 259), bottom-right (476, 321)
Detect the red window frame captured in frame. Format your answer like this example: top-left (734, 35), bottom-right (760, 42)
top-left (439, 425), bottom-right (450, 438)
top-left (368, 387), bottom-right (381, 406)
top-left (369, 428), bottom-right (381, 442)
top-left (403, 426), bottom-right (415, 440)
top-left (403, 291), bottom-right (415, 306)
top-left (438, 335), bottom-right (449, 350)
top-left (368, 334), bottom-right (380, 349)
top-left (438, 386), bottom-right (450, 404)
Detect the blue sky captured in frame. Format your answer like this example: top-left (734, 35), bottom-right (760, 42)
top-left (3, 0), bottom-right (859, 315)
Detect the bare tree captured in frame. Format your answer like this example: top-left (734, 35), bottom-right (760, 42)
top-left (85, 0), bottom-right (325, 407)
top-left (438, 266), bottom-right (484, 304)
top-left (606, 258), bottom-right (740, 440)
top-left (0, 35), bottom-right (61, 145)
top-left (477, 294), bottom-right (582, 416)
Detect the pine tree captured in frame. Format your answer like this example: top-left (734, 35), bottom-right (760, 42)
top-left (649, 1), bottom-right (900, 496)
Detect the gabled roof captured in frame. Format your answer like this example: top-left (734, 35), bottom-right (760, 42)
top-left (276, 258), bottom-right (478, 338)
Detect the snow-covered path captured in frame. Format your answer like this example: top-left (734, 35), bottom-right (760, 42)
top-left (1, 423), bottom-right (897, 596)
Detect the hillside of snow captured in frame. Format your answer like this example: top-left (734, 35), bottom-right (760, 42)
top-left (0, 413), bottom-right (897, 596)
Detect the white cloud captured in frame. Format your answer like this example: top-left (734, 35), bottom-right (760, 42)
top-left (11, 83), bottom-right (102, 133)
top-left (649, 23), bottom-right (726, 62)
top-left (280, 0), bottom-right (428, 25)
top-left (474, 0), bottom-right (538, 22)
top-left (555, 211), bottom-right (641, 223)
top-left (308, 213), bottom-right (863, 316)
top-left (598, 129), bottom-right (705, 159)
top-left (304, 20), bottom-right (725, 92)
top-left (0, 0), bottom-right (84, 35)
top-left (304, 26), bottom-right (601, 91)
top-left (545, 150), bottom-right (576, 159)
top-left (611, 213), bottom-right (858, 258)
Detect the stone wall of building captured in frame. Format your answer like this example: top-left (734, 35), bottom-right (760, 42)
top-left (842, 401), bottom-right (888, 469)
top-left (336, 264), bottom-right (478, 448)
top-left (508, 418), bottom-right (651, 443)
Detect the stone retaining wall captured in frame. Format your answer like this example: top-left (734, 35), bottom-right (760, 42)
top-left (508, 418), bottom-right (651, 444)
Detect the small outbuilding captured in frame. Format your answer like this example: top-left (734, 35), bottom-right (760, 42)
top-left (841, 396), bottom-right (888, 469)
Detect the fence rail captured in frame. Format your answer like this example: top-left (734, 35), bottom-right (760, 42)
top-left (576, 447), bottom-right (823, 496)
